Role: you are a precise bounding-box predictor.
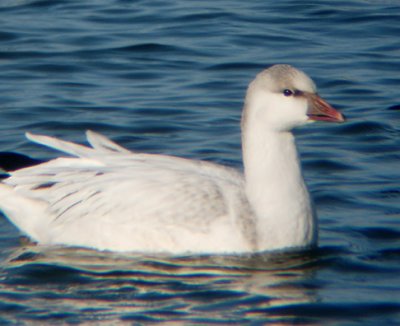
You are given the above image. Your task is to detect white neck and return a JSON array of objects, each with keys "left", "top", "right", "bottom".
[{"left": 242, "top": 117, "right": 317, "bottom": 251}]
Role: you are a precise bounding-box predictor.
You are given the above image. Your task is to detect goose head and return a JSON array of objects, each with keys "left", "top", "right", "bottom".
[{"left": 242, "top": 64, "right": 345, "bottom": 132}]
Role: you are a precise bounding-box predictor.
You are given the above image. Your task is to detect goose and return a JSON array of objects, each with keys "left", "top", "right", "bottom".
[{"left": 0, "top": 64, "right": 344, "bottom": 254}]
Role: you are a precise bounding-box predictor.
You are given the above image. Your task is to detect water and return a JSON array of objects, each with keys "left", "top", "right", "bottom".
[{"left": 0, "top": 0, "right": 399, "bottom": 324}]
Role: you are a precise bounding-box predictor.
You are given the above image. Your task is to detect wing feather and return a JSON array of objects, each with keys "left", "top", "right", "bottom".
[
  {"left": 2, "top": 132, "right": 254, "bottom": 252},
  {"left": 86, "top": 130, "right": 131, "bottom": 154},
  {"left": 26, "top": 132, "right": 95, "bottom": 158}
]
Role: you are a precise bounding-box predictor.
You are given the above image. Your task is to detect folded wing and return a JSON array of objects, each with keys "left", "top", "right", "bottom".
[{"left": 1, "top": 132, "right": 254, "bottom": 253}]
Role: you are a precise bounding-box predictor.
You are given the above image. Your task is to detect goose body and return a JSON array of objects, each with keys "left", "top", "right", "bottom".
[{"left": 0, "top": 65, "right": 344, "bottom": 254}]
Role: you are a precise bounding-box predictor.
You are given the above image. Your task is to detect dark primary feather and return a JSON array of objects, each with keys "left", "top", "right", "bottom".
[{"left": 0, "top": 152, "right": 44, "bottom": 172}]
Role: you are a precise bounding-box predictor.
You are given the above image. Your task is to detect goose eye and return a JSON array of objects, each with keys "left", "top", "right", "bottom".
[{"left": 283, "top": 89, "right": 293, "bottom": 97}]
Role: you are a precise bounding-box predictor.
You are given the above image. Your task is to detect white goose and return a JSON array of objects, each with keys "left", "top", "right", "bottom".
[{"left": 0, "top": 65, "right": 344, "bottom": 254}]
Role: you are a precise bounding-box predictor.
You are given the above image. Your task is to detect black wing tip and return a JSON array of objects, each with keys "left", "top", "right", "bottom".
[{"left": 0, "top": 152, "right": 44, "bottom": 172}]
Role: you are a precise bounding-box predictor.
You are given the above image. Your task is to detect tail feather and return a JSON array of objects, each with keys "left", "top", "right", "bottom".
[{"left": 0, "top": 184, "right": 50, "bottom": 242}]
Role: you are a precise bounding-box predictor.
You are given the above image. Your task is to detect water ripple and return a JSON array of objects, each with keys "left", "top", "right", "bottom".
[{"left": 1, "top": 0, "right": 400, "bottom": 324}]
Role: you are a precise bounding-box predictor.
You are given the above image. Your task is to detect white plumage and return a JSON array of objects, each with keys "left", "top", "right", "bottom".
[{"left": 0, "top": 64, "right": 344, "bottom": 254}]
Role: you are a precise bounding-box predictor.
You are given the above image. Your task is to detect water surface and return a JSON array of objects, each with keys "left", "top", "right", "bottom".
[{"left": 0, "top": 0, "right": 400, "bottom": 324}]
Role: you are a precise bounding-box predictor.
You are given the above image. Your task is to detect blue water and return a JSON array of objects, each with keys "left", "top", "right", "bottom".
[{"left": 0, "top": 0, "right": 400, "bottom": 324}]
